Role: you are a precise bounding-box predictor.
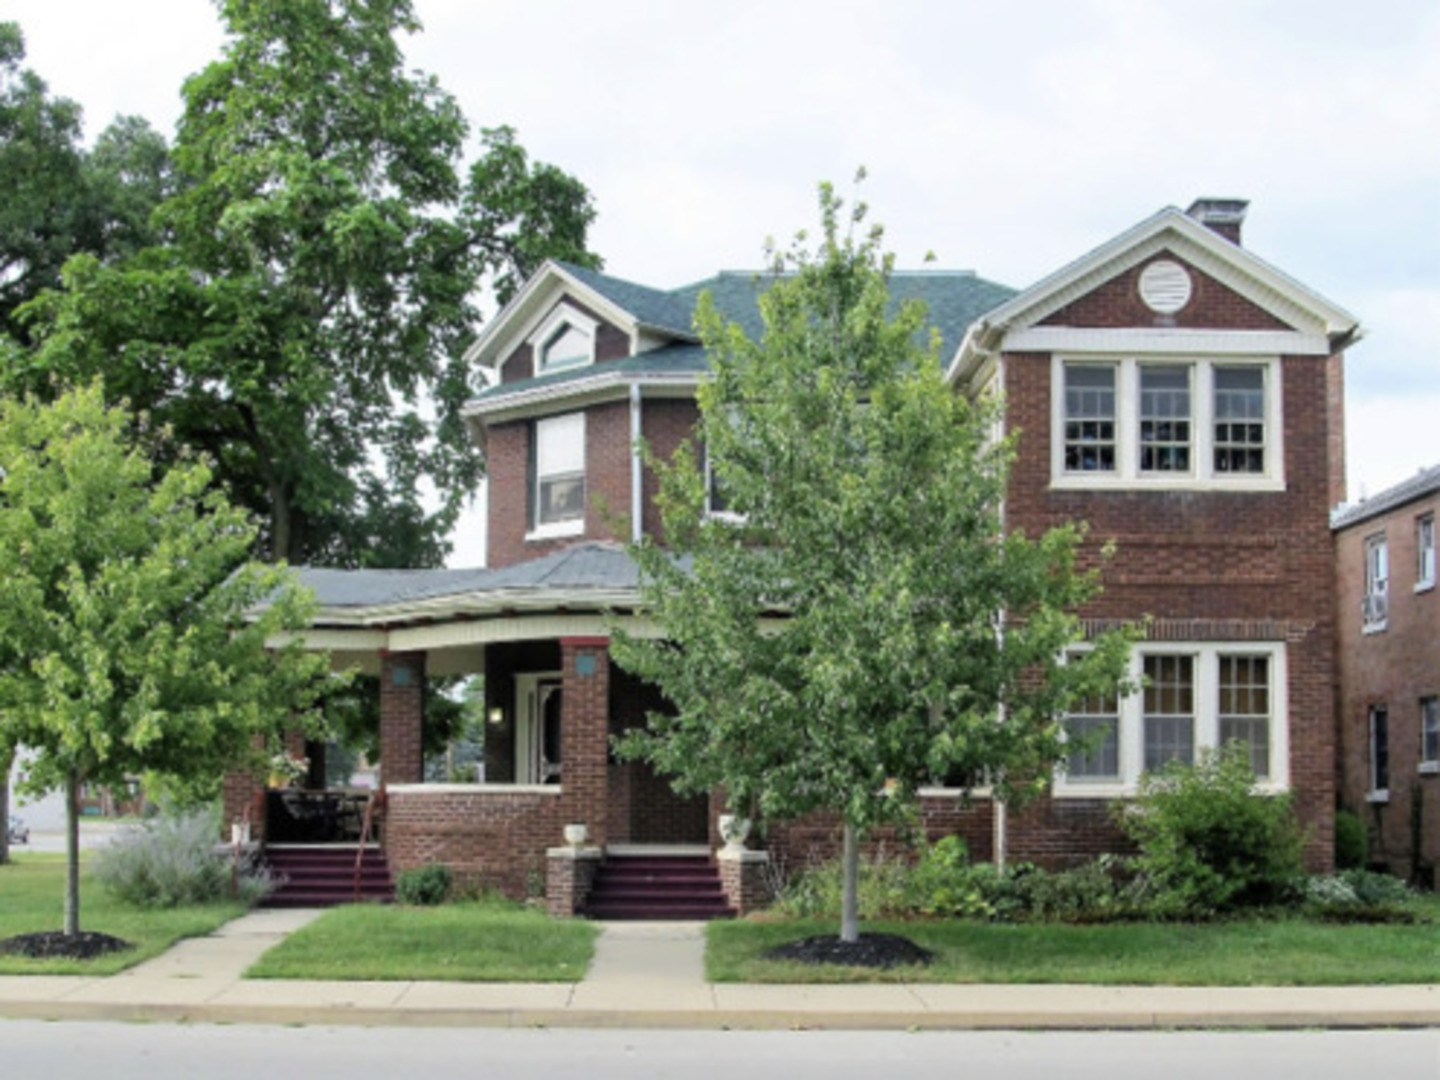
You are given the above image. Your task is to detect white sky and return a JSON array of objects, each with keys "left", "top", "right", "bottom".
[{"left": 9, "top": 0, "right": 1439, "bottom": 568}]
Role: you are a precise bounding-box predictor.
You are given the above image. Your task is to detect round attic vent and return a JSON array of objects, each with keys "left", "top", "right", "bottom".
[{"left": 1138, "top": 259, "right": 1192, "bottom": 314}]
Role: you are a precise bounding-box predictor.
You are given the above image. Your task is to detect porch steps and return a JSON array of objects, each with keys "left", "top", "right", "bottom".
[
  {"left": 581, "top": 853, "right": 734, "bottom": 921},
  {"left": 261, "top": 845, "right": 394, "bottom": 908}
]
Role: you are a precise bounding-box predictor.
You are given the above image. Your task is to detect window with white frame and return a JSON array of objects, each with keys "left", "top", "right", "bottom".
[
  {"left": 1363, "top": 533, "right": 1388, "bottom": 630},
  {"left": 1421, "top": 697, "right": 1438, "bottom": 772},
  {"left": 1064, "top": 677, "right": 1120, "bottom": 780},
  {"left": 1054, "top": 358, "right": 1279, "bottom": 488},
  {"left": 1055, "top": 642, "right": 1287, "bottom": 797},
  {"left": 1143, "top": 654, "right": 1195, "bottom": 771},
  {"left": 531, "top": 412, "right": 585, "bottom": 535},
  {"left": 1417, "top": 514, "right": 1435, "bottom": 592},
  {"left": 528, "top": 303, "right": 598, "bottom": 375},
  {"left": 1368, "top": 705, "right": 1389, "bottom": 798}
]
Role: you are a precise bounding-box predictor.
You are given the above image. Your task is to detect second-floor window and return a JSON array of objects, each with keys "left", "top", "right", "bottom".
[
  {"left": 1417, "top": 514, "right": 1435, "bottom": 592},
  {"left": 1363, "top": 533, "right": 1388, "bottom": 630},
  {"left": 1055, "top": 358, "right": 1278, "bottom": 488},
  {"left": 532, "top": 412, "right": 585, "bottom": 536}
]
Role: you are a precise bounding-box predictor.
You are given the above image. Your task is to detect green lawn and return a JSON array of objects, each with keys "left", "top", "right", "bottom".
[
  {"left": 246, "top": 900, "right": 598, "bottom": 982},
  {"left": 0, "top": 853, "right": 247, "bottom": 975},
  {"left": 707, "top": 912, "right": 1440, "bottom": 985}
]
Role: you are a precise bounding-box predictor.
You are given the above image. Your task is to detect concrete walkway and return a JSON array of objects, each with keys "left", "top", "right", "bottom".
[{"left": 1, "top": 913, "right": 1438, "bottom": 1030}]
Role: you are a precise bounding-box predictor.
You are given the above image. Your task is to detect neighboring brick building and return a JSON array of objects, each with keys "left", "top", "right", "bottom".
[
  {"left": 229, "top": 198, "right": 1361, "bottom": 907},
  {"left": 1334, "top": 465, "right": 1440, "bottom": 886}
]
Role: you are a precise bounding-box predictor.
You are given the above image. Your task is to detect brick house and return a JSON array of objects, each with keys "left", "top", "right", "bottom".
[
  {"left": 227, "top": 198, "right": 1360, "bottom": 913},
  {"left": 1333, "top": 465, "right": 1440, "bottom": 886}
]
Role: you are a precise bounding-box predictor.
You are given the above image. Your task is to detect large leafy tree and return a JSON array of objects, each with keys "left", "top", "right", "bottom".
[
  {"left": 613, "top": 182, "right": 1133, "bottom": 943},
  {"left": 0, "top": 383, "right": 338, "bottom": 935},
  {"left": 0, "top": 24, "right": 170, "bottom": 348},
  {"left": 18, "top": 0, "right": 599, "bottom": 569}
]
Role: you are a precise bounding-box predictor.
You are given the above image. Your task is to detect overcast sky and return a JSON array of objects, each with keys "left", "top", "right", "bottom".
[{"left": 9, "top": 0, "right": 1438, "bottom": 567}]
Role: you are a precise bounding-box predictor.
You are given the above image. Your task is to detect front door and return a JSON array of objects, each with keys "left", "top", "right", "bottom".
[{"left": 515, "top": 673, "right": 563, "bottom": 785}]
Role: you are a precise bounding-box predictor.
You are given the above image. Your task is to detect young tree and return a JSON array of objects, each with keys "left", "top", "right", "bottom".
[
  {"left": 17, "top": 0, "right": 599, "bottom": 569},
  {"left": 612, "top": 181, "right": 1132, "bottom": 944},
  {"left": 0, "top": 383, "right": 337, "bottom": 936}
]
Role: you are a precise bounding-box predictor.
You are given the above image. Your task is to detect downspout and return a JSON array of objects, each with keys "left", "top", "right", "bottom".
[
  {"left": 630, "top": 382, "right": 643, "bottom": 544},
  {"left": 992, "top": 353, "right": 1009, "bottom": 874}
]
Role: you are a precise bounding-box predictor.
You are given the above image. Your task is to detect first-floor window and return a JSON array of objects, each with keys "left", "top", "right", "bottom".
[
  {"left": 1369, "top": 705, "right": 1389, "bottom": 795},
  {"left": 1219, "top": 655, "right": 1271, "bottom": 778},
  {"left": 1421, "top": 697, "right": 1438, "bottom": 769},
  {"left": 1065, "top": 674, "right": 1120, "bottom": 780},
  {"left": 1143, "top": 654, "right": 1195, "bottom": 771},
  {"left": 1055, "top": 642, "right": 1287, "bottom": 796},
  {"left": 533, "top": 412, "right": 585, "bottom": 532}
]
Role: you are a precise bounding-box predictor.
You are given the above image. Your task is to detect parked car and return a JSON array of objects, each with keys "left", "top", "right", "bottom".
[{"left": 7, "top": 816, "right": 28, "bottom": 844}]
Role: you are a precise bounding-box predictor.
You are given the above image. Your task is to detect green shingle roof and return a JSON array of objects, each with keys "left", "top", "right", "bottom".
[{"left": 472, "top": 263, "right": 1017, "bottom": 407}]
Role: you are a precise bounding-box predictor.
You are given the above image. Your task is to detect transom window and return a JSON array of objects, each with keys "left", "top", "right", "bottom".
[
  {"left": 1054, "top": 358, "right": 1279, "bottom": 489},
  {"left": 1417, "top": 514, "right": 1435, "bottom": 591},
  {"left": 532, "top": 412, "right": 585, "bottom": 536},
  {"left": 1363, "top": 533, "right": 1388, "bottom": 631}
]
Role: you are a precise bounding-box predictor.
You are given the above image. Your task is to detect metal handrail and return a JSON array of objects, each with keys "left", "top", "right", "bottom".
[{"left": 353, "top": 789, "right": 381, "bottom": 902}]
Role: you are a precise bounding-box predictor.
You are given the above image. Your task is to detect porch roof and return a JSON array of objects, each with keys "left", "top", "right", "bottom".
[{"left": 290, "top": 542, "right": 644, "bottom": 627}]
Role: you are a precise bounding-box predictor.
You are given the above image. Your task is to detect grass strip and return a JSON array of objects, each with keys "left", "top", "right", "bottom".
[
  {"left": 706, "top": 912, "right": 1440, "bottom": 985},
  {"left": 0, "top": 852, "right": 246, "bottom": 975},
  {"left": 246, "top": 900, "right": 598, "bottom": 982}
]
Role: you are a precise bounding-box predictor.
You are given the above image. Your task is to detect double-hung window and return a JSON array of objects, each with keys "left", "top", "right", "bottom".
[
  {"left": 1421, "top": 697, "right": 1439, "bottom": 774},
  {"left": 1417, "top": 514, "right": 1435, "bottom": 592},
  {"left": 1368, "top": 705, "right": 1389, "bottom": 799},
  {"left": 531, "top": 412, "right": 585, "bottom": 537},
  {"left": 1055, "top": 358, "right": 1278, "bottom": 489},
  {"left": 1055, "top": 642, "right": 1287, "bottom": 797},
  {"left": 1363, "top": 533, "right": 1388, "bottom": 631}
]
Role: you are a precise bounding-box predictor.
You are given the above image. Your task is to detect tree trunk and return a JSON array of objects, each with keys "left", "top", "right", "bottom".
[
  {"left": 64, "top": 770, "right": 81, "bottom": 937},
  {"left": 840, "top": 820, "right": 860, "bottom": 944},
  {"left": 0, "top": 748, "right": 12, "bottom": 866},
  {"left": 269, "top": 481, "right": 292, "bottom": 565}
]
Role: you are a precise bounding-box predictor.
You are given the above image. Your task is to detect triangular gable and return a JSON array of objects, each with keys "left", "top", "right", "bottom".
[
  {"left": 948, "top": 207, "right": 1361, "bottom": 386},
  {"left": 462, "top": 260, "right": 699, "bottom": 377}
]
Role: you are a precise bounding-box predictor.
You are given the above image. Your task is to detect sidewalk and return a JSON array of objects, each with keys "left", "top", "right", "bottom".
[{"left": 0, "top": 912, "right": 1437, "bottom": 1030}]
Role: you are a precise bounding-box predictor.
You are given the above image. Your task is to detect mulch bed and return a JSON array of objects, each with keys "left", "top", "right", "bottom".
[
  {"left": 0, "top": 931, "right": 133, "bottom": 960},
  {"left": 763, "top": 932, "right": 934, "bottom": 969}
]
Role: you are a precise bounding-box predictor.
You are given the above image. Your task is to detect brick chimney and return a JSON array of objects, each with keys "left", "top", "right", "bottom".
[{"left": 1185, "top": 197, "right": 1249, "bottom": 245}]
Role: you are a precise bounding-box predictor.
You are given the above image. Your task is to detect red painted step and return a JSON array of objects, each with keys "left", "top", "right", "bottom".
[
  {"left": 581, "top": 854, "right": 734, "bottom": 921},
  {"left": 261, "top": 845, "right": 394, "bottom": 907}
]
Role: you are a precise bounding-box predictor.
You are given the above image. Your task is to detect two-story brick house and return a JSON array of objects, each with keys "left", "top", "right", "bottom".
[
  {"left": 1334, "top": 465, "right": 1440, "bottom": 886},
  {"left": 229, "top": 198, "right": 1359, "bottom": 913}
]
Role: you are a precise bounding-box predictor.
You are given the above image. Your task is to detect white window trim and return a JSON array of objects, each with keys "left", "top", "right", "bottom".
[
  {"left": 1416, "top": 514, "right": 1435, "bottom": 594},
  {"left": 527, "top": 411, "right": 586, "bottom": 541},
  {"left": 1050, "top": 355, "right": 1284, "bottom": 492},
  {"left": 1420, "top": 696, "right": 1439, "bottom": 773},
  {"left": 528, "top": 302, "right": 599, "bottom": 375},
  {"left": 1367, "top": 705, "right": 1390, "bottom": 802},
  {"left": 1054, "top": 641, "right": 1289, "bottom": 799},
  {"left": 1363, "top": 532, "right": 1388, "bottom": 633}
]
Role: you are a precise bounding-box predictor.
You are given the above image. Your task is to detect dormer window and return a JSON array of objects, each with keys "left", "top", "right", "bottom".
[{"left": 530, "top": 303, "right": 598, "bottom": 374}]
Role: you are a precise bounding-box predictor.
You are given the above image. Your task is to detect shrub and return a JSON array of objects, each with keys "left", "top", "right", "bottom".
[
  {"left": 1333, "top": 809, "right": 1368, "bottom": 870},
  {"left": 1119, "top": 745, "right": 1307, "bottom": 917},
  {"left": 93, "top": 806, "right": 276, "bottom": 907},
  {"left": 396, "top": 862, "right": 454, "bottom": 906},
  {"left": 772, "top": 846, "right": 914, "bottom": 920},
  {"left": 1009, "top": 856, "right": 1146, "bottom": 923},
  {"left": 1303, "top": 869, "right": 1419, "bottom": 923}
]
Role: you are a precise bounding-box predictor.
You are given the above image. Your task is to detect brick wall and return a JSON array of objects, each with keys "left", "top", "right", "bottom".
[
  {"left": 379, "top": 652, "right": 425, "bottom": 786},
  {"left": 1040, "top": 254, "right": 1292, "bottom": 331},
  {"left": 1336, "top": 489, "right": 1440, "bottom": 885},
  {"left": 558, "top": 638, "right": 612, "bottom": 847},
  {"left": 607, "top": 666, "right": 709, "bottom": 844},
  {"left": 641, "top": 398, "right": 702, "bottom": 541},
  {"left": 385, "top": 786, "right": 565, "bottom": 899}
]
